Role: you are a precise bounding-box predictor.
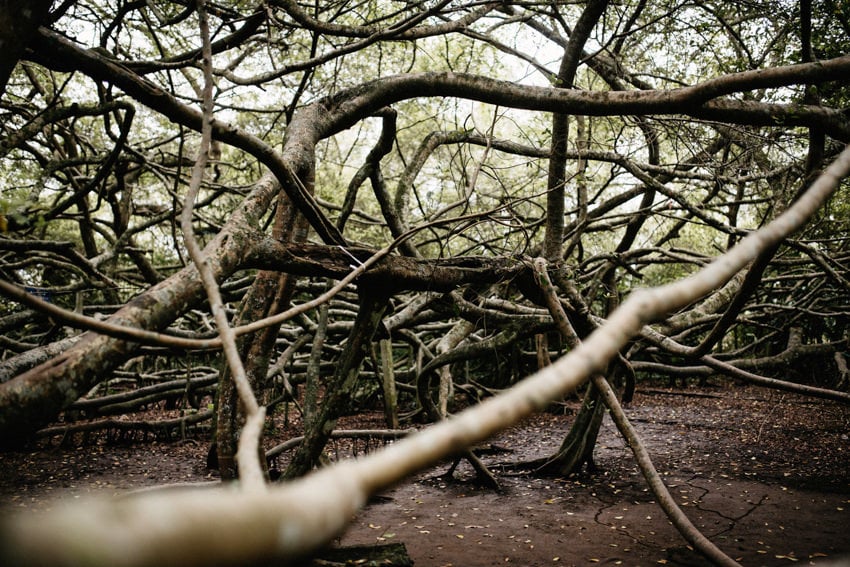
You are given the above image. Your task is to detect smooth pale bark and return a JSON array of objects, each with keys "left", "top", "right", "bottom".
[{"left": 435, "top": 317, "right": 476, "bottom": 417}]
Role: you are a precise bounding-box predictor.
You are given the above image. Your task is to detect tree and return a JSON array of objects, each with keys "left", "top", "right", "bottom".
[{"left": 1, "top": 1, "right": 849, "bottom": 565}]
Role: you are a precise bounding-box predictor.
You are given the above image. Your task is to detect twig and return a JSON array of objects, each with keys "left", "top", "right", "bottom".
[{"left": 178, "top": 0, "right": 264, "bottom": 491}]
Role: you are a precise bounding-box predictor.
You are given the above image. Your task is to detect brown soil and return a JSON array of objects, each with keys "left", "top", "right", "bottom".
[{"left": 1, "top": 385, "right": 849, "bottom": 566}]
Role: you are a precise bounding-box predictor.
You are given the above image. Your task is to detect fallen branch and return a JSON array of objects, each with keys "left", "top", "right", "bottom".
[
  {"left": 638, "top": 327, "right": 850, "bottom": 404},
  {"left": 35, "top": 410, "right": 214, "bottom": 441},
  {"left": 68, "top": 374, "right": 218, "bottom": 416}
]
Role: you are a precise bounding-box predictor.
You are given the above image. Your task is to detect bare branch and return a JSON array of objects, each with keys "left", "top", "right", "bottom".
[{"left": 5, "top": 142, "right": 846, "bottom": 567}]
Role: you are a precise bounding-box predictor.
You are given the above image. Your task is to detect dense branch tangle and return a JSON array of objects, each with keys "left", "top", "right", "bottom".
[{"left": 0, "top": 1, "right": 849, "bottom": 566}]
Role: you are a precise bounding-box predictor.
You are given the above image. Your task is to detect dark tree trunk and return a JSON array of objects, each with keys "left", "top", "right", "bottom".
[
  {"left": 538, "top": 382, "right": 606, "bottom": 476},
  {"left": 284, "top": 291, "right": 390, "bottom": 478}
]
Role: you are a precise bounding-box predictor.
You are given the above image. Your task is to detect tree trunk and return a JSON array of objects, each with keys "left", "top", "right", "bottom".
[
  {"left": 284, "top": 291, "right": 390, "bottom": 478},
  {"left": 435, "top": 317, "right": 475, "bottom": 417},
  {"left": 214, "top": 269, "right": 297, "bottom": 480},
  {"left": 538, "top": 382, "right": 606, "bottom": 476},
  {"left": 214, "top": 187, "right": 307, "bottom": 480},
  {"left": 379, "top": 338, "right": 399, "bottom": 429},
  {"left": 543, "top": 0, "right": 610, "bottom": 261},
  {"left": 303, "top": 299, "right": 330, "bottom": 427}
]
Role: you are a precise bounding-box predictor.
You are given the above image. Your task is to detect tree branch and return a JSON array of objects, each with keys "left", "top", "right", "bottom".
[
  {"left": 591, "top": 374, "right": 741, "bottom": 567},
  {"left": 2, "top": 140, "right": 848, "bottom": 567}
]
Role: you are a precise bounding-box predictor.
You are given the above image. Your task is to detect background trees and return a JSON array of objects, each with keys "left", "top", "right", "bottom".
[{"left": 0, "top": 1, "right": 849, "bottom": 565}]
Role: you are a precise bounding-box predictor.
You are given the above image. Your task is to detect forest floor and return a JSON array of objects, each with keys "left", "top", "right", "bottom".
[{"left": 0, "top": 384, "right": 849, "bottom": 566}]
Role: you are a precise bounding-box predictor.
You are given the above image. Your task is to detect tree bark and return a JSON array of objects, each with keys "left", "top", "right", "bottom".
[
  {"left": 284, "top": 291, "right": 390, "bottom": 478},
  {"left": 214, "top": 189, "right": 307, "bottom": 480},
  {"left": 543, "top": 0, "right": 610, "bottom": 261},
  {"left": 379, "top": 338, "right": 399, "bottom": 429}
]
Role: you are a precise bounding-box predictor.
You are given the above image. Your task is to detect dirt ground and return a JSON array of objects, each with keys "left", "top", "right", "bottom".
[{"left": 1, "top": 385, "right": 849, "bottom": 566}]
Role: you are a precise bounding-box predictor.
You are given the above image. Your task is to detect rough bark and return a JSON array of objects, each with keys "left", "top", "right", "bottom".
[
  {"left": 543, "top": 0, "right": 610, "bottom": 261},
  {"left": 531, "top": 258, "right": 613, "bottom": 476},
  {"left": 246, "top": 241, "right": 529, "bottom": 293},
  {"left": 379, "top": 338, "right": 399, "bottom": 429},
  {"left": 540, "top": 383, "right": 606, "bottom": 476},
  {"left": 284, "top": 291, "right": 390, "bottom": 478},
  {"left": 215, "top": 187, "right": 307, "bottom": 479}
]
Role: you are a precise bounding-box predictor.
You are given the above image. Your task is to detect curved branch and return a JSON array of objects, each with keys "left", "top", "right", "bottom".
[
  {"left": 2, "top": 122, "right": 849, "bottom": 567},
  {"left": 592, "top": 374, "right": 741, "bottom": 567},
  {"left": 29, "top": 27, "right": 345, "bottom": 246},
  {"left": 273, "top": 0, "right": 487, "bottom": 39},
  {"left": 0, "top": 242, "right": 529, "bottom": 352},
  {"left": 322, "top": 59, "right": 850, "bottom": 139},
  {"left": 639, "top": 326, "right": 850, "bottom": 404}
]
